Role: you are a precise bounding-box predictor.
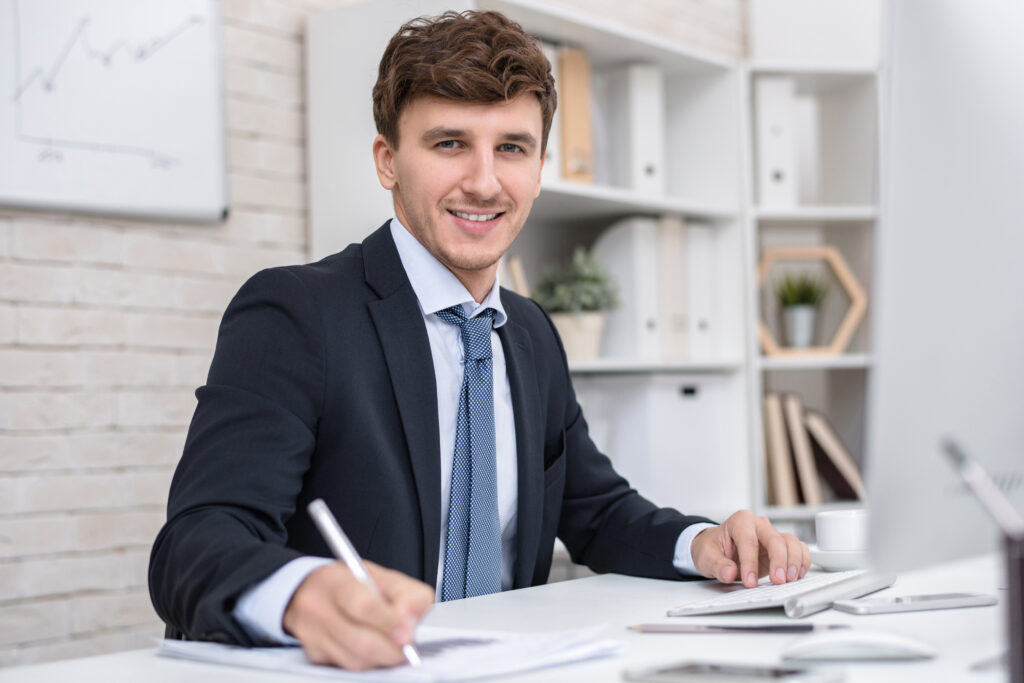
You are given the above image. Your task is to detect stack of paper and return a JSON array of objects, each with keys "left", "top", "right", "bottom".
[{"left": 159, "top": 624, "right": 619, "bottom": 681}]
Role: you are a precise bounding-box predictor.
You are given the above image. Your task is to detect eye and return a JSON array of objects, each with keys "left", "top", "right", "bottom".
[
  {"left": 498, "top": 143, "right": 524, "bottom": 154},
  {"left": 437, "top": 140, "right": 461, "bottom": 150}
]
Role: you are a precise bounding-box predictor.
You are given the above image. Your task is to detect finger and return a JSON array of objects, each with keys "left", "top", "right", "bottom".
[
  {"left": 331, "top": 571, "right": 407, "bottom": 642},
  {"left": 705, "top": 542, "right": 740, "bottom": 584},
  {"left": 368, "top": 562, "right": 435, "bottom": 621},
  {"left": 303, "top": 616, "right": 405, "bottom": 671},
  {"left": 690, "top": 527, "right": 738, "bottom": 583},
  {"left": 366, "top": 563, "right": 434, "bottom": 646},
  {"left": 303, "top": 628, "right": 370, "bottom": 671},
  {"left": 756, "top": 518, "right": 790, "bottom": 585},
  {"left": 784, "top": 533, "right": 805, "bottom": 581},
  {"left": 286, "top": 581, "right": 385, "bottom": 670},
  {"left": 728, "top": 516, "right": 762, "bottom": 588},
  {"left": 325, "top": 608, "right": 408, "bottom": 670},
  {"left": 714, "top": 558, "right": 739, "bottom": 584},
  {"left": 800, "top": 537, "right": 811, "bottom": 578},
  {"left": 717, "top": 523, "right": 736, "bottom": 562}
]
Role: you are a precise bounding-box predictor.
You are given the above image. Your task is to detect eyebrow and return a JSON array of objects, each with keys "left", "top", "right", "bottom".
[
  {"left": 421, "top": 127, "right": 539, "bottom": 150},
  {"left": 421, "top": 127, "right": 465, "bottom": 143},
  {"left": 503, "top": 132, "right": 539, "bottom": 149}
]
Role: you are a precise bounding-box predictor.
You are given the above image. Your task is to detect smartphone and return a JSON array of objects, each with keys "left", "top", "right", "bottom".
[
  {"left": 832, "top": 592, "right": 997, "bottom": 614},
  {"left": 622, "top": 661, "right": 844, "bottom": 682}
]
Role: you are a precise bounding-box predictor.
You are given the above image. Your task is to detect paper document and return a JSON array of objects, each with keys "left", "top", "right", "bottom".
[{"left": 158, "top": 624, "right": 619, "bottom": 681}]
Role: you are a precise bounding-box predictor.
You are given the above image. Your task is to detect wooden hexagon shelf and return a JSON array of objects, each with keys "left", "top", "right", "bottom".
[{"left": 757, "top": 246, "right": 867, "bottom": 356}]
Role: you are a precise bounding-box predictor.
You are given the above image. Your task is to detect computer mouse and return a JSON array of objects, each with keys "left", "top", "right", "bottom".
[{"left": 780, "top": 629, "right": 937, "bottom": 662}]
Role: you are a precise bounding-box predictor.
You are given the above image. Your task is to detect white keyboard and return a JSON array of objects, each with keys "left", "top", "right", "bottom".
[{"left": 668, "top": 570, "right": 897, "bottom": 618}]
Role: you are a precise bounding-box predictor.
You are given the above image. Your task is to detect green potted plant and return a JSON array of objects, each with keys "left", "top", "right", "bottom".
[
  {"left": 532, "top": 246, "right": 619, "bottom": 359},
  {"left": 775, "top": 272, "right": 829, "bottom": 348}
]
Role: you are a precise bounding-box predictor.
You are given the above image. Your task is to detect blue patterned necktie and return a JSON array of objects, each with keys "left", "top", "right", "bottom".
[{"left": 436, "top": 305, "right": 502, "bottom": 601}]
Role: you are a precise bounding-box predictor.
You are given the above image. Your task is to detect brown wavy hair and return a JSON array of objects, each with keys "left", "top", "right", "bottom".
[{"left": 372, "top": 10, "right": 557, "bottom": 153}]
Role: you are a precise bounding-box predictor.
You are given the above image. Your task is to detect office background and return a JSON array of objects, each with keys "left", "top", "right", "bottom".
[{"left": 0, "top": 0, "right": 746, "bottom": 667}]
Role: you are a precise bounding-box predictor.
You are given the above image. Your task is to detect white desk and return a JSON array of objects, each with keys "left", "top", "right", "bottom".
[{"left": 1, "top": 554, "right": 1008, "bottom": 682}]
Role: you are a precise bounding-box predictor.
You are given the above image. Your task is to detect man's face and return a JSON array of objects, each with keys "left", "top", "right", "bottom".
[{"left": 373, "top": 94, "right": 544, "bottom": 298}]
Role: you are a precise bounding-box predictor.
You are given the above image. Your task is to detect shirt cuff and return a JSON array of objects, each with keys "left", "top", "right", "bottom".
[
  {"left": 233, "top": 556, "right": 334, "bottom": 644},
  {"left": 672, "top": 523, "right": 718, "bottom": 576}
]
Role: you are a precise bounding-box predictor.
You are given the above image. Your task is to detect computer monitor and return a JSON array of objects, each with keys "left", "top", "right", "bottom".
[{"left": 865, "top": 0, "right": 1024, "bottom": 574}]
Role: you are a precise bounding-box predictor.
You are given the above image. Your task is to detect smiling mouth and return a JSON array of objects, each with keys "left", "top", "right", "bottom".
[{"left": 448, "top": 209, "right": 503, "bottom": 222}]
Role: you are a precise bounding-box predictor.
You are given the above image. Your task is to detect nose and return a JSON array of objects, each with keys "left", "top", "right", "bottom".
[{"left": 461, "top": 148, "right": 501, "bottom": 199}]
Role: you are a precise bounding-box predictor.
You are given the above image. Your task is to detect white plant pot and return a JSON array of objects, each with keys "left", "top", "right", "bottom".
[
  {"left": 549, "top": 312, "right": 605, "bottom": 360},
  {"left": 783, "top": 305, "right": 817, "bottom": 348}
]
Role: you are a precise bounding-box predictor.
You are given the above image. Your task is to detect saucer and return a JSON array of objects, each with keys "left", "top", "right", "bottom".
[{"left": 809, "top": 545, "right": 868, "bottom": 572}]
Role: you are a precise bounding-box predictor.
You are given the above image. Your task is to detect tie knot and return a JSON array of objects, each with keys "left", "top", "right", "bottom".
[{"left": 436, "top": 306, "right": 496, "bottom": 361}]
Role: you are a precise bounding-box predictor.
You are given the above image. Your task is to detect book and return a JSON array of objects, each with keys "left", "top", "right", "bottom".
[
  {"left": 591, "top": 217, "right": 661, "bottom": 360},
  {"left": 498, "top": 255, "right": 530, "bottom": 298},
  {"left": 538, "top": 40, "right": 563, "bottom": 186},
  {"left": 558, "top": 46, "right": 595, "bottom": 183},
  {"left": 783, "top": 394, "right": 823, "bottom": 505},
  {"left": 804, "top": 410, "right": 867, "bottom": 500},
  {"left": 763, "top": 393, "right": 798, "bottom": 506},
  {"left": 603, "top": 63, "right": 666, "bottom": 195},
  {"left": 655, "top": 215, "right": 689, "bottom": 360}
]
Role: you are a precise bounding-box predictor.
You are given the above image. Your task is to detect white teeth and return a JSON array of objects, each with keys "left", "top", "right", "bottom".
[{"left": 451, "top": 210, "right": 499, "bottom": 222}]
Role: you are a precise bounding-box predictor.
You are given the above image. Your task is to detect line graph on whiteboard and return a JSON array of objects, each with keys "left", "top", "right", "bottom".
[
  {"left": 0, "top": 0, "right": 228, "bottom": 221},
  {"left": 12, "top": 10, "right": 205, "bottom": 166}
]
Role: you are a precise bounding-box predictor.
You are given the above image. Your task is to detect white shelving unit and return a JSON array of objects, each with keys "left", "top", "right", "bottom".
[
  {"left": 305, "top": 0, "right": 880, "bottom": 530},
  {"left": 758, "top": 354, "right": 874, "bottom": 371},
  {"left": 570, "top": 358, "right": 744, "bottom": 375},
  {"left": 744, "top": 0, "right": 881, "bottom": 527}
]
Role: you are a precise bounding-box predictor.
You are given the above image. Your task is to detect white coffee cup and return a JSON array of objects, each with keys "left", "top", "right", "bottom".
[{"left": 815, "top": 508, "right": 869, "bottom": 552}]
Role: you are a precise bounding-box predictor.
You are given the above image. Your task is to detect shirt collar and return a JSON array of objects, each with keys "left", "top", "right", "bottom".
[{"left": 389, "top": 217, "right": 508, "bottom": 327}]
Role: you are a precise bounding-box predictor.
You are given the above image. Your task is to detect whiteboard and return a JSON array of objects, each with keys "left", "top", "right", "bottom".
[{"left": 0, "top": 0, "right": 228, "bottom": 221}]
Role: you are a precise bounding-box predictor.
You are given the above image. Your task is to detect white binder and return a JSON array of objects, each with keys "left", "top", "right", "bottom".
[
  {"left": 685, "top": 222, "right": 716, "bottom": 360},
  {"left": 538, "top": 40, "right": 563, "bottom": 186},
  {"left": 655, "top": 216, "right": 689, "bottom": 361},
  {"left": 603, "top": 64, "right": 666, "bottom": 195},
  {"left": 592, "top": 217, "right": 661, "bottom": 360},
  {"left": 754, "top": 76, "right": 799, "bottom": 207}
]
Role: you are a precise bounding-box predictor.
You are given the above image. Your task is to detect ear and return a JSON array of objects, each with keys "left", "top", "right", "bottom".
[
  {"left": 533, "top": 149, "right": 545, "bottom": 199},
  {"left": 372, "top": 134, "right": 397, "bottom": 190}
]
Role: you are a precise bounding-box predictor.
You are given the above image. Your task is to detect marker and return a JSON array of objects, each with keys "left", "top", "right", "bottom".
[
  {"left": 628, "top": 623, "right": 851, "bottom": 634},
  {"left": 307, "top": 498, "right": 422, "bottom": 667}
]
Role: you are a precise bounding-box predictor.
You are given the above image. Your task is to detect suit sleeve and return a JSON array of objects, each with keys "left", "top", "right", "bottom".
[
  {"left": 148, "top": 267, "right": 326, "bottom": 644},
  {"left": 534, "top": 305, "right": 715, "bottom": 579}
]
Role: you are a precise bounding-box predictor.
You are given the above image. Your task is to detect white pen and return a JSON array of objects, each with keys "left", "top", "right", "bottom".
[{"left": 307, "top": 498, "right": 422, "bottom": 667}]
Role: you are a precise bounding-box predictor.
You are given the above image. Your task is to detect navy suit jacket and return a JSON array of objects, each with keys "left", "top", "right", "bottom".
[{"left": 149, "top": 224, "right": 712, "bottom": 644}]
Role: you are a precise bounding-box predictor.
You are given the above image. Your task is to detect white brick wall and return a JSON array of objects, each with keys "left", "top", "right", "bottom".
[{"left": 0, "top": 0, "right": 745, "bottom": 668}]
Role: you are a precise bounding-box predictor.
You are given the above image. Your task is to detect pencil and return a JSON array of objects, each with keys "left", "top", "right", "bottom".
[{"left": 628, "top": 623, "right": 850, "bottom": 634}]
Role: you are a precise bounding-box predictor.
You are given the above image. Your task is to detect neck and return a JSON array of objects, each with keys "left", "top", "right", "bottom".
[{"left": 451, "top": 266, "right": 497, "bottom": 304}]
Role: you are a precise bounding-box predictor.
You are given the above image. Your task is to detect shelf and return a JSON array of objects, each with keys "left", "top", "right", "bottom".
[
  {"left": 568, "top": 358, "right": 744, "bottom": 375},
  {"left": 754, "top": 205, "right": 877, "bottom": 222},
  {"left": 482, "top": 0, "right": 735, "bottom": 74},
  {"left": 758, "top": 354, "right": 874, "bottom": 371},
  {"left": 762, "top": 501, "right": 866, "bottom": 522},
  {"left": 750, "top": 62, "right": 878, "bottom": 76},
  {"left": 535, "top": 180, "right": 738, "bottom": 223},
  {"left": 749, "top": 63, "right": 876, "bottom": 95}
]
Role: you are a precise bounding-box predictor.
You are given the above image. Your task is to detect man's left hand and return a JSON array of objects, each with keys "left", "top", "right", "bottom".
[{"left": 690, "top": 510, "right": 810, "bottom": 588}]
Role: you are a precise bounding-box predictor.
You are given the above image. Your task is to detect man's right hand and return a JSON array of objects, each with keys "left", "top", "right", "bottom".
[{"left": 282, "top": 560, "right": 435, "bottom": 670}]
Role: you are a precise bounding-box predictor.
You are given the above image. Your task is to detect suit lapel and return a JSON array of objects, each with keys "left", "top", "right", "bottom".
[
  {"left": 363, "top": 226, "right": 441, "bottom": 588},
  {"left": 497, "top": 307, "right": 544, "bottom": 589}
]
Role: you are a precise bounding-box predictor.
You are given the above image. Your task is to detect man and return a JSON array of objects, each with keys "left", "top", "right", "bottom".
[{"left": 149, "top": 10, "right": 810, "bottom": 672}]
